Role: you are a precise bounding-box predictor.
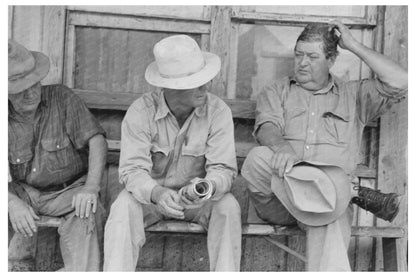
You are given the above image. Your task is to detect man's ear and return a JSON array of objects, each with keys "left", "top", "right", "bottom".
[{"left": 327, "top": 57, "right": 336, "bottom": 69}]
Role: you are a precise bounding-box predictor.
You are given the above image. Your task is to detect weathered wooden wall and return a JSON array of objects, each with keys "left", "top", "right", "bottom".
[{"left": 8, "top": 5, "right": 407, "bottom": 271}]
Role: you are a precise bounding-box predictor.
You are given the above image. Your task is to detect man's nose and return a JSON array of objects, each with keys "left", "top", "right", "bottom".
[
  {"left": 24, "top": 87, "right": 38, "bottom": 99},
  {"left": 299, "top": 56, "right": 309, "bottom": 66}
]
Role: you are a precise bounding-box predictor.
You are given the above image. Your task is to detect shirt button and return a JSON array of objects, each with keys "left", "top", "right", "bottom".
[
  {"left": 56, "top": 145, "right": 60, "bottom": 149},
  {"left": 311, "top": 112, "right": 315, "bottom": 116},
  {"left": 16, "top": 158, "right": 20, "bottom": 162},
  {"left": 309, "top": 130, "right": 314, "bottom": 133},
  {"left": 305, "top": 145, "right": 310, "bottom": 150},
  {"left": 33, "top": 168, "right": 36, "bottom": 172}
]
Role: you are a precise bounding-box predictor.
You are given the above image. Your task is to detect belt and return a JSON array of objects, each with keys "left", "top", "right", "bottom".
[{"left": 39, "top": 173, "right": 85, "bottom": 193}]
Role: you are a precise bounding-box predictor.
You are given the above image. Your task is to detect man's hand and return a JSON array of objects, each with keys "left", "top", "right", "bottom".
[
  {"left": 151, "top": 186, "right": 184, "bottom": 219},
  {"left": 270, "top": 144, "right": 299, "bottom": 178},
  {"left": 9, "top": 198, "right": 39, "bottom": 237},
  {"left": 71, "top": 186, "right": 99, "bottom": 219},
  {"left": 330, "top": 20, "right": 359, "bottom": 51}
]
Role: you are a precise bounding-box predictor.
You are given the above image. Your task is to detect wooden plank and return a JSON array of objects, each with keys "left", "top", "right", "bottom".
[
  {"left": 382, "top": 238, "right": 398, "bottom": 271},
  {"left": 286, "top": 235, "right": 306, "bottom": 270},
  {"left": 365, "top": 5, "right": 379, "bottom": 26},
  {"left": 68, "top": 11, "right": 210, "bottom": 34},
  {"left": 41, "top": 6, "right": 66, "bottom": 85},
  {"left": 8, "top": 6, "right": 14, "bottom": 38},
  {"left": 68, "top": 5, "right": 209, "bottom": 21},
  {"left": 145, "top": 221, "right": 404, "bottom": 238},
  {"left": 354, "top": 178, "right": 376, "bottom": 271},
  {"left": 376, "top": 5, "right": 408, "bottom": 272},
  {"left": 226, "top": 21, "right": 239, "bottom": 99},
  {"left": 209, "top": 6, "right": 232, "bottom": 98},
  {"left": 106, "top": 139, "right": 377, "bottom": 178},
  {"left": 231, "top": 11, "right": 377, "bottom": 28},
  {"left": 11, "top": 6, "right": 43, "bottom": 50},
  {"left": 63, "top": 24, "right": 76, "bottom": 88},
  {"left": 74, "top": 89, "right": 257, "bottom": 118}
]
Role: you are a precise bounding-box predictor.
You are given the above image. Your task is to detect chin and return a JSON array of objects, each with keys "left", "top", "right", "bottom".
[{"left": 295, "top": 74, "right": 311, "bottom": 84}]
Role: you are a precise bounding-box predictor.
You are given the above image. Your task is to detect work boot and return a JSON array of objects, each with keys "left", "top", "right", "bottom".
[{"left": 351, "top": 186, "right": 402, "bottom": 222}]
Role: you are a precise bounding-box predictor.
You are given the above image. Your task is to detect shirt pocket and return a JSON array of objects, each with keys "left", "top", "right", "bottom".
[
  {"left": 41, "top": 136, "right": 73, "bottom": 172},
  {"left": 284, "top": 106, "right": 307, "bottom": 138},
  {"left": 9, "top": 150, "right": 33, "bottom": 181},
  {"left": 180, "top": 143, "right": 207, "bottom": 178},
  {"left": 150, "top": 144, "right": 171, "bottom": 178},
  {"left": 320, "top": 110, "right": 351, "bottom": 144}
]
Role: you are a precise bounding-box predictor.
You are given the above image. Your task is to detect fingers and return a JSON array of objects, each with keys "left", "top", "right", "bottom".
[
  {"left": 166, "top": 194, "right": 184, "bottom": 211},
  {"left": 163, "top": 205, "right": 185, "bottom": 219},
  {"left": 25, "top": 213, "right": 37, "bottom": 235},
  {"left": 29, "top": 207, "right": 40, "bottom": 220},
  {"left": 271, "top": 152, "right": 297, "bottom": 177}
]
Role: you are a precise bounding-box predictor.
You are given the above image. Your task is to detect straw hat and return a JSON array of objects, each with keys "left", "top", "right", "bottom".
[
  {"left": 145, "top": 35, "right": 220, "bottom": 90},
  {"left": 271, "top": 161, "right": 351, "bottom": 226},
  {"left": 8, "top": 39, "right": 50, "bottom": 94}
]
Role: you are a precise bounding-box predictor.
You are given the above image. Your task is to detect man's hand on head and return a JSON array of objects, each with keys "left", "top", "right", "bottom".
[
  {"left": 329, "top": 20, "right": 359, "bottom": 51},
  {"left": 8, "top": 197, "right": 39, "bottom": 237},
  {"left": 151, "top": 186, "right": 185, "bottom": 219}
]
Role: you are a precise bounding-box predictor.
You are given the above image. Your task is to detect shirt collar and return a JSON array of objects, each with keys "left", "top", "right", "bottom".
[
  {"left": 154, "top": 89, "right": 208, "bottom": 121},
  {"left": 290, "top": 74, "right": 338, "bottom": 95}
]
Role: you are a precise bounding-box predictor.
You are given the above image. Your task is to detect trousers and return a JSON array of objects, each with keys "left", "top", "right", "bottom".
[
  {"left": 8, "top": 177, "right": 105, "bottom": 271},
  {"left": 104, "top": 189, "right": 241, "bottom": 271},
  {"left": 241, "top": 146, "right": 353, "bottom": 271}
]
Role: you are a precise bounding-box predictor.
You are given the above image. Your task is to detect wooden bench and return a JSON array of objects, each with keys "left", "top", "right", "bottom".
[
  {"left": 36, "top": 215, "right": 405, "bottom": 270},
  {"left": 30, "top": 139, "right": 406, "bottom": 272}
]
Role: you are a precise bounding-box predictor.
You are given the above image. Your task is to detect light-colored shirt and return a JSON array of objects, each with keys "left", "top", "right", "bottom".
[
  {"left": 254, "top": 76, "right": 407, "bottom": 174},
  {"left": 119, "top": 90, "right": 237, "bottom": 205}
]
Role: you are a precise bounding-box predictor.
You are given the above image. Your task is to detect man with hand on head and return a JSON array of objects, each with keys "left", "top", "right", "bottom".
[
  {"left": 8, "top": 40, "right": 107, "bottom": 271},
  {"left": 104, "top": 35, "right": 241, "bottom": 271},
  {"left": 242, "top": 21, "right": 407, "bottom": 271}
]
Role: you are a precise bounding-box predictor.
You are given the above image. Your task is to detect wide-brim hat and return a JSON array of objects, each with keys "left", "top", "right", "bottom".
[
  {"left": 271, "top": 161, "right": 351, "bottom": 226},
  {"left": 8, "top": 39, "right": 50, "bottom": 94},
  {"left": 145, "top": 35, "right": 220, "bottom": 90}
]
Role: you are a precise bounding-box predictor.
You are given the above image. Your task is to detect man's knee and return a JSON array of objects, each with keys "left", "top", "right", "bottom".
[
  {"left": 107, "top": 189, "right": 142, "bottom": 224},
  {"left": 212, "top": 193, "right": 241, "bottom": 218},
  {"left": 243, "top": 146, "right": 273, "bottom": 168}
]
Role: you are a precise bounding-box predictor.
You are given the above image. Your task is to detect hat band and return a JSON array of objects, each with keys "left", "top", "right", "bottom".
[
  {"left": 9, "top": 65, "right": 37, "bottom": 82},
  {"left": 159, "top": 61, "right": 206, "bottom": 79}
]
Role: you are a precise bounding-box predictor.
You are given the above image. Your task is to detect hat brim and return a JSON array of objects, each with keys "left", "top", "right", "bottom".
[
  {"left": 8, "top": 51, "right": 50, "bottom": 94},
  {"left": 271, "top": 161, "right": 351, "bottom": 226},
  {"left": 145, "top": 52, "right": 221, "bottom": 90}
]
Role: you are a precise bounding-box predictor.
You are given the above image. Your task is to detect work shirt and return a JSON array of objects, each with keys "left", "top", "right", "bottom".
[
  {"left": 254, "top": 76, "right": 407, "bottom": 174},
  {"left": 8, "top": 85, "right": 105, "bottom": 190},
  {"left": 119, "top": 90, "right": 237, "bottom": 205}
]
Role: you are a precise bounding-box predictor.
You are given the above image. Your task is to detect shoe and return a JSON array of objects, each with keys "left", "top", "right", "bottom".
[{"left": 351, "top": 186, "right": 402, "bottom": 222}]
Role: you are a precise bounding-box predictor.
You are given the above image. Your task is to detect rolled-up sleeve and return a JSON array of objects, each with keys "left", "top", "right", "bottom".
[
  {"left": 204, "top": 105, "right": 237, "bottom": 201},
  {"left": 355, "top": 78, "right": 407, "bottom": 124},
  {"left": 253, "top": 83, "right": 285, "bottom": 139},
  {"left": 119, "top": 102, "right": 158, "bottom": 204}
]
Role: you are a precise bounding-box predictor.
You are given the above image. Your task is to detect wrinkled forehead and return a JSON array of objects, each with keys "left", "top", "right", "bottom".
[{"left": 294, "top": 40, "right": 325, "bottom": 55}]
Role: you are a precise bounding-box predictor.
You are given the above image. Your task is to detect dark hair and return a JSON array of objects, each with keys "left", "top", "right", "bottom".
[{"left": 296, "top": 23, "right": 340, "bottom": 60}]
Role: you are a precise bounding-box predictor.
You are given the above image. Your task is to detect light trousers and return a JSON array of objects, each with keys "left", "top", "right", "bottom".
[
  {"left": 8, "top": 178, "right": 105, "bottom": 271},
  {"left": 104, "top": 189, "right": 242, "bottom": 271},
  {"left": 241, "top": 146, "right": 353, "bottom": 271}
]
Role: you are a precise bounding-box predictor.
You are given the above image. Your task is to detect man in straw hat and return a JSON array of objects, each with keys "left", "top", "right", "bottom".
[
  {"left": 241, "top": 21, "right": 407, "bottom": 271},
  {"left": 104, "top": 35, "right": 241, "bottom": 271},
  {"left": 8, "top": 40, "right": 107, "bottom": 271}
]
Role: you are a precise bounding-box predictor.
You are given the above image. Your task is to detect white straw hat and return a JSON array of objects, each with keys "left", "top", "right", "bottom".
[{"left": 145, "top": 35, "right": 220, "bottom": 90}]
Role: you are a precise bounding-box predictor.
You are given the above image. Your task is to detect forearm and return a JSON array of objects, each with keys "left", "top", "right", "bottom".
[
  {"left": 205, "top": 167, "right": 235, "bottom": 200},
  {"left": 256, "top": 122, "right": 295, "bottom": 153},
  {"left": 349, "top": 41, "right": 407, "bottom": 89},
  {"left": 85, "top": 134, "right": 107, "bottom": 191}
]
